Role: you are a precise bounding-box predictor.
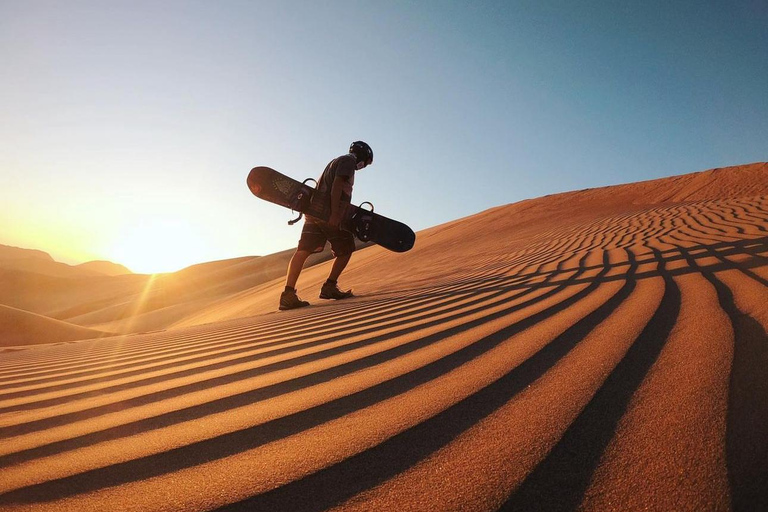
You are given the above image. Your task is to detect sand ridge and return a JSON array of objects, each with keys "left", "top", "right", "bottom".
[{"left": 0, "top": 163, "right": 766, "bottom": 511}]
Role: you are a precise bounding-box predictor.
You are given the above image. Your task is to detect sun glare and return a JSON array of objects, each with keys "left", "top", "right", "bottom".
[{"left": 107, "top": 218, "right": 208, "bottom": 274}]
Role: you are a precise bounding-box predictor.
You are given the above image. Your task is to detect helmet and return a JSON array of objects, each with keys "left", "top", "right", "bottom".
[{"left": 349, "top": 141, "right": 373, "bottom": 166}]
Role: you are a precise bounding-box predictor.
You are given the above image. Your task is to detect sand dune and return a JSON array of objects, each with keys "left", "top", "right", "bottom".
[
  {"left": 0, "top": 244, "right": 363, "bottom": 337},
  {"left": 0, "top": 305, "right": 110, "bottom": 348},
  {"left": 0, "top": 162, "right": 766, "bottom": 511}
]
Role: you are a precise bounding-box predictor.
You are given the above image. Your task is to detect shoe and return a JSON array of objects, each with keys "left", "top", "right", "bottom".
[
  {"left": 279, "top": 289, "right": 310, "bottom": 310},
  {"left": 320, "top": 282, "right": 354, "bottom": 300}
]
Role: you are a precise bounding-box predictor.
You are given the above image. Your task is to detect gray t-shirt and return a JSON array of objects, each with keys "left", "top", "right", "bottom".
[{"left": 312, "top": 153, "right": 356, "bottom": 216}]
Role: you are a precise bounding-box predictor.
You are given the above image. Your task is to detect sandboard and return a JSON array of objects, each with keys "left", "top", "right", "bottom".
[{"left": 247, "top": 166, "right": 415, "bottom": 253}]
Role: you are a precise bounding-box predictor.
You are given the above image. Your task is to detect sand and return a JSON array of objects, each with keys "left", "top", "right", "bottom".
[
  {"left": 0, "top": 162, "right": 766, "bottom": 511},
  {"left": 0, "top": 305, "right": 111, "bottom": 348}
]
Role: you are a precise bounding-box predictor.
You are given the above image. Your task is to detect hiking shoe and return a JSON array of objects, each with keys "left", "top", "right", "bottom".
[
  {"left": 279, "top": 289, "right": 310, "bottom": 310},
  {"left": 320, "top": 282, "right": 354, "bottom": 300}
]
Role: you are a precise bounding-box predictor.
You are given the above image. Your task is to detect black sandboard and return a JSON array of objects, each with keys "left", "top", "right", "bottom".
[{"left": 247, "top": 166, "right": 415, "bottom": 253}]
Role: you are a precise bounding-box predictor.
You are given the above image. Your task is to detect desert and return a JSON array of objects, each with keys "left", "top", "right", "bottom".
[{"left": 1, "top": 162, "right": 766, "bottom": 511}]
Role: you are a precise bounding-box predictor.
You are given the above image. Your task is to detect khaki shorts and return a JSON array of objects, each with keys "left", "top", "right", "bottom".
[{"left": 298, "top": 219, "right": 355, "bottom": 257}]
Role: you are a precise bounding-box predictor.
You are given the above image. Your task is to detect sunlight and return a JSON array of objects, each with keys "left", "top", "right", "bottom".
[
  {"left": 107, "top": 218, "right": 207, "bottom": 274},
  {"left": 119, "top": 272, "right": 160, "bottom": 335}
]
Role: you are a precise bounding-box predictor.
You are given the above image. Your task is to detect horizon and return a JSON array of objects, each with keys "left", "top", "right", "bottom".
[{"left": 1, "top": 1, "right": 766, "bottom": 273}]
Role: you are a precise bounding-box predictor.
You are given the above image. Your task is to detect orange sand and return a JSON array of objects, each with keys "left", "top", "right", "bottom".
[{"left": 0, "top": 162, "right": 766, "bottom": 511}]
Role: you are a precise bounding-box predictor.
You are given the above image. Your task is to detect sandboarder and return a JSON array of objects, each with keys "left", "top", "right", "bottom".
[{"left": 279, "top": 141, "right": 374, "bottom": 310}]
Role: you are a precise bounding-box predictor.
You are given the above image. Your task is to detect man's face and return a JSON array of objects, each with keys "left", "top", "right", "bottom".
[{"left": 356, "top": 159, "right": 371, "bottom": 170}]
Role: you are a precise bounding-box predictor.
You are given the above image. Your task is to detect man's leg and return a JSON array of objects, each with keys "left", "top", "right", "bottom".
[
  {"left": 320, "top": 237, "right": 354, "bottom": 300},
  {"left": 320, "top": 252, "right": 354, "bottom": 300},
  {"left": 328, "top": 252, "right": 351, "bottom": 282},
  {"left": 280, "top": 249, "right": 313, "bottom": 310},
  {"left": 285, "top": 249, "right": 312, "bottom": 289}
]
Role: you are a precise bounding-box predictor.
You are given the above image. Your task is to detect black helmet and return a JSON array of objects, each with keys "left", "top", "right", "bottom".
[{"left": 349, "top": 141, "right": 373, "bottom": 166}]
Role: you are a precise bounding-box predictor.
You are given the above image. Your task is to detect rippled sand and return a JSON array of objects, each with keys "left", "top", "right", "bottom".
[{"left": 1, "top": 163, "right": 766, "bottom": 511}]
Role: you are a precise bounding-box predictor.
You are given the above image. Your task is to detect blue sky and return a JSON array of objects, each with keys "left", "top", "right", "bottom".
[{"left": 1, "top": 1, "right": 766, "bottom": 272}]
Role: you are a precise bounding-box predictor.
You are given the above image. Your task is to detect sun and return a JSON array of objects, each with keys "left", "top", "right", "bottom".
[{"left": 107, "top": 218, "right": 208, "bottom": 274}]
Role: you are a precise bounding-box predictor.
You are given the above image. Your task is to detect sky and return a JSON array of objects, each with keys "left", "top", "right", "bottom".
[{"left": 1, "top": 0, "right": 766, "bottom": 273}]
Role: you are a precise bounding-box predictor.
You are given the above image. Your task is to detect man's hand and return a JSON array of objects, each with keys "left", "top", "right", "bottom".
[
  {"left": 328, "top": 175, "right": 351, "bottom": 229},
  {"left": 328, "top": 212, "right": 343, "bottom": 229}
]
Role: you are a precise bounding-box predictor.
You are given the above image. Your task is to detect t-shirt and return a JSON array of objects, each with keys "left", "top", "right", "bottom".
[{"left": 311, "top": 153, "right": 356, "bottom": 218}]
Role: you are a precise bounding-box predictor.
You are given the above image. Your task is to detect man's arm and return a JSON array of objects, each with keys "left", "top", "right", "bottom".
[{"left": 328, "top": 175, "right": 350, "bottom": 227}]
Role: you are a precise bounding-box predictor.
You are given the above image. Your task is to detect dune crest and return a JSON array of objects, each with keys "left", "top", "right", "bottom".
[{"left": 0, "top": 304, "right": 110, "bottom": 348}]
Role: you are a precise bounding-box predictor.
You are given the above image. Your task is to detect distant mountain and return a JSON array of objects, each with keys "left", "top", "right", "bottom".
[
  {"left": 76, "top": 260, "right": 133, "bottom": 276},
  {"left": 0, "top": 244, "right": 132, "bottom": 278},
  {"left": 0, "top": 258, "right": 103, "bottom": 278},
  {"left": 0, "top": 244, "right": 53, "bottom": 262},
  {"left": 0, "top": 244, "right": 99, "bottom": 278}
]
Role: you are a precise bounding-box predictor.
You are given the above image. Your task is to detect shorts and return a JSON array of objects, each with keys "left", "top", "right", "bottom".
[{"left": 298, "top": 219, "right": 356, "bottom": 257}]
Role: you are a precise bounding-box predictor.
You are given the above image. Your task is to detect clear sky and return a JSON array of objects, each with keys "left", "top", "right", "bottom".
[{"left": 1, "top": 1, "right": 766, "bottom": 273}]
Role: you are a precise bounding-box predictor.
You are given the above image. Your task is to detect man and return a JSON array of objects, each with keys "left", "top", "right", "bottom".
[{"left": 279, "top": 141, "right": 374, "bottom": 310}]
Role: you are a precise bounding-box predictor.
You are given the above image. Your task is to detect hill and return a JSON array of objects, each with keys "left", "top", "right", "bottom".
[
  {"left": 0, "top": 304, "right": 111, "bottom": 347},
  {"left": 0, "top": 244, "right": 53, "bottom": 262},
  {"left": 75, "top": 260, "right": 133, "bottom": 276},
  {"left": 0, "top": 244, "right": 115, "bottom": 279},
  {"left": 0, "top": 239, "right": 371, "bottom": 338},
  {"left": 174, "top": 162, "right": 768, "bottom": 325}
]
